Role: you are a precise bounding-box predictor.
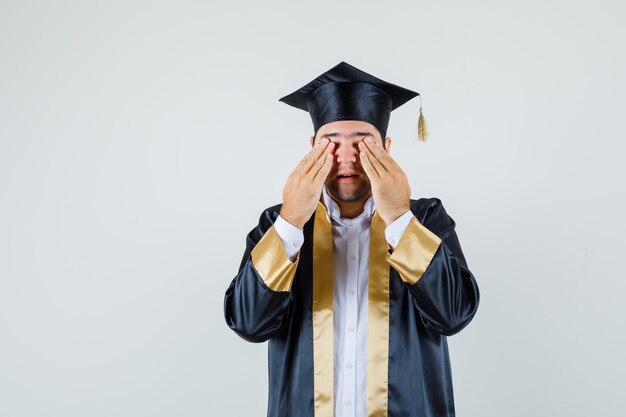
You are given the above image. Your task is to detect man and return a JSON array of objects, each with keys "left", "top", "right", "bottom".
[{"left": 224, "top": 61, "right": 480, "bottom": 417}]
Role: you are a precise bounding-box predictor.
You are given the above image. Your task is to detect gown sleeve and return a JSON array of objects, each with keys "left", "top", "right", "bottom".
[
  {"left": 385, "top": 198, "right": 480, "bottom": 336},
  {"left": 223, "top": 208, "right": 300, "bottom": 343}
]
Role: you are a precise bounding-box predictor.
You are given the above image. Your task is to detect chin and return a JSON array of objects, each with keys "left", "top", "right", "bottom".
[{"left": 327, "top": 179, "right": 371, "bottom": 203}]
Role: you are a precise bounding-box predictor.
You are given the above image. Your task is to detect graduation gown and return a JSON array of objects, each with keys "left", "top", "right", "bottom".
[{"left": 224, "top": 197, "right": 480, "bottom": 417}]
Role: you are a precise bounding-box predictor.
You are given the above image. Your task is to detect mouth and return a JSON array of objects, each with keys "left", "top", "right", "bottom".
[{"left": 336, "top": 173, "right": 360, "bottom": 183}]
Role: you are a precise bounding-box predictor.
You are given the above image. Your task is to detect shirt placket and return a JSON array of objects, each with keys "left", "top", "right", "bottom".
[{"left": 341, "top": 220, "right": 359, "bottom": 416}]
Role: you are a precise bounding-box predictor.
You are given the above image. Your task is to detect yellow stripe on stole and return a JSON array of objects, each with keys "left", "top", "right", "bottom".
[
  {"left": 312, "top": 202, "right": 334, "bottom": 417},
  {"left": 250, "top": 224, "right": 300, "bottom": 292},
  {"left": 385, "top": 216, "right": 442, "bottom": 285},
  {"left": 367, "top": 211, "right": 390, "bottom": 417}
]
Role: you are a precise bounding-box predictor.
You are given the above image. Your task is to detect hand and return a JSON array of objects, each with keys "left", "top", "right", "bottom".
[
  {"left": 280, "top": 138, "right": 335, "bottom": 229},
  {"left": 358, "top": 137, "right": 411, "bottom": 225}
]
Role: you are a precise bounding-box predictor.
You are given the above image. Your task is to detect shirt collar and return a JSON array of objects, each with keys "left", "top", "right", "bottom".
[{"left": 322, "top": 184, "right": 375, "bottom": 223}]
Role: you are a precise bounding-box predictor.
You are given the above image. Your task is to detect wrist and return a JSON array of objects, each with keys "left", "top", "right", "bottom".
[
  {"left": 382, "top": 206, "right": 411, "bottom": 226},
  {"left": 279, "top": 207, "right": 306, "bottom": 230}
]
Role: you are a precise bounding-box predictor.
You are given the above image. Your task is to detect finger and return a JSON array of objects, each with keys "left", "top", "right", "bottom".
[
  {"left": 308, "top": 140, "right": 334, "bottom": 177},
  {"left": 364, "top": 138, "right": 390, "bottom": 172},
  {"left": 371, "top": 142, "right": 402, "bottom": 176},
  {"left": 359, "top": 148, "right": 380, "bottom": 180},
  {"left": 305, "top": 139, "right": 334, "bottom": 175},
  {"left": 375, "top": 140, "right": 401, "bottom": 170},
  {"left": 297, "top": 138, "right": 330, "bottom": 173},
  {"left": 314, "top": 150, "right": 334, "bottom": 183},
  {"left": 359, "top": 140, "right": 386, "bottom": 175}
]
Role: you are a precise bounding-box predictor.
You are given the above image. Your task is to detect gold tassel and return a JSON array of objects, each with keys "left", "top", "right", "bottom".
[{"left": 417, "top": 95, "right": 428, "bottom": 142}]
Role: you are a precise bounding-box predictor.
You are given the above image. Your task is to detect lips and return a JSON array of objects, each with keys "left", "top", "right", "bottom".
[
  {"left": 336, "top": 170, "right": 360, "bottom": 179},
  {"left": 335, "top": 170, "right": 361, "bottom": 183}
]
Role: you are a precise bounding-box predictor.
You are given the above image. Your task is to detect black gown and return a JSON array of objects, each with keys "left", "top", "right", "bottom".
[{"left": 224, "top": 197, "right": 480, "bottom": 417}]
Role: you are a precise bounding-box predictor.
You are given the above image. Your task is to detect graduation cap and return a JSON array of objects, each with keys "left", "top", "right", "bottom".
[{"left": 279, "top": 61, "right": 428, "bottom": 141}]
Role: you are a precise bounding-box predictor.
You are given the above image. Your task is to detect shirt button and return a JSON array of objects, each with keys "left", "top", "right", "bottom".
[
  {"left": 346, "top": 363, "right": 353, "bottom": 369},
  {"left": 345, "top": 400, "right": 353, "bottom": 407},
  {"left": 348, "top": 290, "right": 355, "bottom": 296},
  {"left": 292, "top": 241, "right": 298, "bottom": 247},
  {"left": 349, "top": 224, "right": 355, "bottom": 229},
  {"left": 349, "top": 254, "right": 357, "bottom": 261},
  {"left": 347, "top": 326, "right": 355, "bottom": 332},
  {"left": 390, "top": 238, "right": 395, "bottom": 245}
]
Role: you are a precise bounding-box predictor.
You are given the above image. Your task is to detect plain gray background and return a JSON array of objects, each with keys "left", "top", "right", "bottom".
[{"left": 1, "top": 1, "right": 625, "bottom": 416}]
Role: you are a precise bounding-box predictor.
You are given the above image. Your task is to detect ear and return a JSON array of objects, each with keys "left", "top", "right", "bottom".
[
  {"left": 384, "top": 137, "right": 392, "bottom": 153},
  {"left": 309, "top": 136, "right": 314, "bottom": 147}
]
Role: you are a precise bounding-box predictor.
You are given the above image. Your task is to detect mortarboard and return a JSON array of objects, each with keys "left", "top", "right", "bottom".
[{"left": 279, "top": 61, "right": 428, "bottom": 141}]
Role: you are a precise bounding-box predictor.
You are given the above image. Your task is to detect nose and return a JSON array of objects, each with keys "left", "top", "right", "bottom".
[{"left": 335, "top": 141, "right": 359, "bottom": 163}]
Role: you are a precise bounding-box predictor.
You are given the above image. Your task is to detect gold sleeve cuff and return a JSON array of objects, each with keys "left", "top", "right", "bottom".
[
  {"left": 385, "top": 216, "right": 442, "bottom": 285},
  {"left": 251, "top": 224, "right": 299, "bottom": 292}
]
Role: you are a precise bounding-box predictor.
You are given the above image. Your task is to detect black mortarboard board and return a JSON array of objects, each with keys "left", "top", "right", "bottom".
[{"left": 279, "top": 61, "right": 428, "bottom": 141}]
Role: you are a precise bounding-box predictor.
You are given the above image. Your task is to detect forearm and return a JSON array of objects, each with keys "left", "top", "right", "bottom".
[
  {"left": 224, "top": 211, "right": 300, "bottom": 343},
  {"left": 386, "top": 203, "right": 480, "bottom": 335}
]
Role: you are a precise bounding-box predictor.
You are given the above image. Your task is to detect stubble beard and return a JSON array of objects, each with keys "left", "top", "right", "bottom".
[{"left": 326, "top": 177, "right": 372, "bottom": 203}]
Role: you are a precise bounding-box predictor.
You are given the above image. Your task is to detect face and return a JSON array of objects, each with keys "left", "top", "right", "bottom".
[{"left": 310, "top": 120, "right": 391, "bottom": 204}]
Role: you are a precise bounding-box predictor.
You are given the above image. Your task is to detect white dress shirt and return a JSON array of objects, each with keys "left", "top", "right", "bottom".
[{"left": 272, "top": 185, "right": 413, "bottom": 417}]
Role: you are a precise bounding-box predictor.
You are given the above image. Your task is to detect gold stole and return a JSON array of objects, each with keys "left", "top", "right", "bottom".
[{"left": 312, "top": 202, "right": 390, "bottom": 417}]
